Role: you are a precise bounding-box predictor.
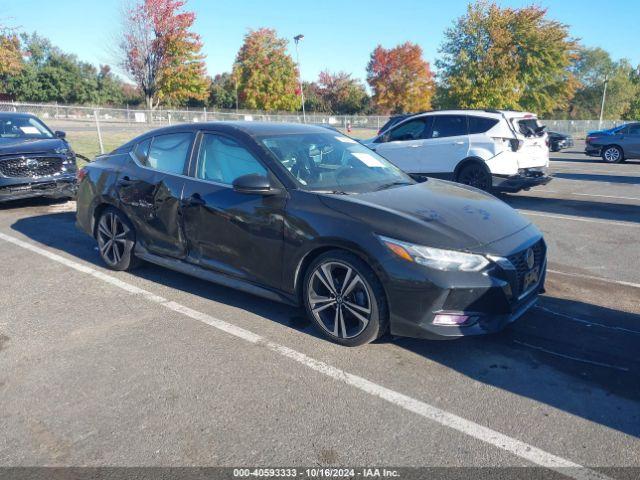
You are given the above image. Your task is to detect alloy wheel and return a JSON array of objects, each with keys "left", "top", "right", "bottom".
[
  {"left": 603, "top": 147, "right": 621, "bottom": 162},
  {"left": 97, "top": 212, "right": 130, "bottom": 266},
  {"left": 459, "top": 166, "right": 489, "bottom": 190},
  {"left": 307, "top": 261, "right": 372, "bottom": 339}
]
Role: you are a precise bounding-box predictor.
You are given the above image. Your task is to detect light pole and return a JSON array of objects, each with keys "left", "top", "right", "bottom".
[
  {"left": 293, "top": 34, "right": 306, "bottom": 123},
  {"left": 599, "top": 74, "right": 609, "bottom": 128}
]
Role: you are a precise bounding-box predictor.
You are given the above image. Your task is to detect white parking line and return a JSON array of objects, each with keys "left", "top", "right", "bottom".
[
  {"left": 519, "top": 210, "right": 640, "bottom": 227},
  {"left": 547, "top": 269, "right": 640, "bottom": 289},
  {"left": 526, "top": 190, "right": 640, "bottom": 202},
  {"left": 0, "top": 231, "right": 612, "bottom": 480}
]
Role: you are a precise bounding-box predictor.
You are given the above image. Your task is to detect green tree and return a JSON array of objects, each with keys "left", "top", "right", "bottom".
[
  {"left": 4, "top": 33, "right": 136, "bottom": 105},
  {"left": 316, "top": 71, "right": 369, "bottom": 114},
  {"left": 625, "top": 67, "right": 640, "bottom": 120},
  {"left": 208, "top": 73, "right": 236, "bottom": 109},
  {"left": 232, "top": 28, "right": 299, "bottom": 112},
  {"left": 437, "top": 1, "right": 578, "bottom": 115},
  {"left": 301, "top": 81, "right": 327, "bottom": 112},
  {"left": 568, "top": 48, "right": 639, "bottom": 120},
  {"left": 366, "top": 42, "right": 434, "bottom": 114}
]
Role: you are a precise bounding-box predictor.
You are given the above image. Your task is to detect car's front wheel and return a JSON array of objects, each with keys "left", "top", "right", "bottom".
[
  {"left": 96, "top": 207, "right": 139, "bottom": 271},
  {"left": 303, "top": 251, "right": 388, "bottom": 346},
  {"left": 602, "top": 145, "right": 624, "bottom": 163}
]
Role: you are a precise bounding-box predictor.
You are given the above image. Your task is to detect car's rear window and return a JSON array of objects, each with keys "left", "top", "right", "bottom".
[{"left": 515, "top": 118, "right": 542, "bottom": 136}]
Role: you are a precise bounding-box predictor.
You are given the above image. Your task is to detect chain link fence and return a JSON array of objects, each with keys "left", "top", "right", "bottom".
[{"left": 0, "top": 101, "right": 628, "bottom": 161}]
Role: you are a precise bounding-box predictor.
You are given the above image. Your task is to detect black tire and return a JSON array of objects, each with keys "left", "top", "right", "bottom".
[
  {"left": 456, "top": 163, "right": 492, "bottom": 191},
  {"left": 302, "top": 250, "right": 388, "bottom": 347},
  {"left": 601, "top": 145, "right": 624, "bottom": 163},
  {"left": 95, "top": 207, "right": 140, "bottom": 271}
]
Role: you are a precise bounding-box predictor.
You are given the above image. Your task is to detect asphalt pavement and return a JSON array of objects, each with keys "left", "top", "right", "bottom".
[{"left": 0, "top": 141, "right": 638, "bottom": 477}]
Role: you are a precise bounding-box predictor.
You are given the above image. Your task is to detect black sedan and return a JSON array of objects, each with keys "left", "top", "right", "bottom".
[
  {"left": 76, "top": 122, "right": 546, "bottom": 346},
  {"left": 547, "top": 131, "right": 574, "bottom": 152},
  {"left": 0, "top": 112, "right": 77, "bottom": 202}
]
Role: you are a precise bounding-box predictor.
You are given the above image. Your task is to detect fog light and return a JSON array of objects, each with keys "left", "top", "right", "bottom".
[{"left": 433, "top": 314, "right": 470, "bottom": 326}]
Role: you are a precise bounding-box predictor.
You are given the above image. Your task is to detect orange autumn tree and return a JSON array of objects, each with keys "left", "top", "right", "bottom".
[
  {"left": 120, "top": 0, "right": 208, "bottom": 109},
  {"left": 232, "top": 28, "right": 299, "bottom": 112},
  {"left": 366, "top": 42, "right": 435, "bottom": 114},
  {"left": 0, "top": 25, "right": 23, "bottom": 78}
]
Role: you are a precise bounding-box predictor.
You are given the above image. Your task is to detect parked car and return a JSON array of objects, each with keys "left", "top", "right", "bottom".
[
  {"left": 0, "top": 112, "right": 77, "bottom": 202},
  {"left": 362, "top": 110, "right": 551, "bottom": 193},
  {"left": 76, "top": 122, "right": 546, "bottom": 346},
  {"left": 585, "top": 122, "right": 640, "bottom": 163},
  {"left": 377, "top": 114, "right": 413, "bottom": 135},
  {"left": 547, "top": 131, "right": 574, "bottom": 152}
]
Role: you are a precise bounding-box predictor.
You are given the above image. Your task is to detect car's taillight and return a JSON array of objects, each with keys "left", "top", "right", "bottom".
[
  {"left": 586, "top": 136, "right": 596, "bottom": 143},
  {"left": 76, "top": 168, "right": 87, "bottom": 182},
  {"left": 509, "top": 139, "right": 523, "bottom": 151}
]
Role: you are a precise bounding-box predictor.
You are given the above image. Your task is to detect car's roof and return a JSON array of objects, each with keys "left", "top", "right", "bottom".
[
  {"left": 406, "top": 109, "right": 538, "bottom": 120},
  {"left": 0, "top": 112, "right": 39, "bottom": 119},
  {"left": 156, "top": 121, "right": 336, "bottom": 136},
  {"left": 116, "top": 121, "right": 342, "bottom": 153}
]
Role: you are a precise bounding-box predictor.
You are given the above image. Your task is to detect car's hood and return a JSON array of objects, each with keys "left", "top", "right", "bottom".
[
  {"left": 0, "top": 137, "right": 66, "bottom": 156},
  {"left": 319, "top": 179, "right": 531, "bottom": 251}
]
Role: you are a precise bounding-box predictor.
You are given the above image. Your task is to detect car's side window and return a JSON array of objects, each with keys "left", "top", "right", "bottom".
[
  {"left": 387, "top": 118, "right": 429, "bottom": 142},
  {"left": 467, "top": 116, "right": 499, "bottom": 134},
  {"left": 430, "top": 115, "right": 468, "bottom": 138},
  {"left": 196, "top": 133, "right": 267, "bottom": 185},
  {"left": 627, "top": 124, "right": 640, "bottom": 135},
  {"left": 132, "top": 138, "right": 151, "bottom": 164},
  {"left": 140, "top": 133, "right": 193, "bottom": 175}
]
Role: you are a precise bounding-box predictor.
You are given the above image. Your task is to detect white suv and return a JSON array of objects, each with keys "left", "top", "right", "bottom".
[{"left": 364, "top": 110, "right": 551, "bottom": 192}]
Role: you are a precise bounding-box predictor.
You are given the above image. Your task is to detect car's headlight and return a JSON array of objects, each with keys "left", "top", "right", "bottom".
[{"left": 378, "top": 236, "right": 489, "bottom": 272}]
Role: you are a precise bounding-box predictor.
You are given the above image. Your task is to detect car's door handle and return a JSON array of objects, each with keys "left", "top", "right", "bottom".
[
  {"left": 452, "top": 141, "right": 465, "bottom": 145},
  {"left": 184, "top": 193, "right": 205, "bottom": 207},
  {"left": 408, "top": 144, "right": 421, "bottom": 148},
  {"left": 117, "top": 176, "right": 134, "bottom": 187}
]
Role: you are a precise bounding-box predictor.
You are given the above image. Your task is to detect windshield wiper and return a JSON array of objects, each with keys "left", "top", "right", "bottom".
[
  {"left": 375, "top": 181, "right": 414, "bottom": 191},
  {"left": 312, "top": 189, "right": 350, "bottom": 195}
]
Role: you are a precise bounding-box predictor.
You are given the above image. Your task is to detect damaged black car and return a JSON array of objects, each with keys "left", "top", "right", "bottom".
[{"left": 0, "top": 112, "right": 77, "bottom": 203}]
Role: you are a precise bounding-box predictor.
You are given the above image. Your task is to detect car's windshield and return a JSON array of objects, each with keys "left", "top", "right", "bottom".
[
  {"left": 259, "top": 132, "right": 414, "bottom": 194},
  {"left": 0, "top": 116, "right": 54, "bottom": 140}
]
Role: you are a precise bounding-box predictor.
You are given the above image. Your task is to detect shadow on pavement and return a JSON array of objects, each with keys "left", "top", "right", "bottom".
[
  {"left": 9, "top": 210, "right": 640, "bottom": 439},
  {"left": 501, "top": 194, "right": 640, "bottom": 223},
  {"left": 553, "top": 173, "right": 640, "bottom": 185}
]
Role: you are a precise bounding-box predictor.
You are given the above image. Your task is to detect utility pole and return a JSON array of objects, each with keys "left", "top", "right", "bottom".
[
  {"left": 294, "top": 34, "right": 306, "bottom": 123},
  {"left": 599, "top": 74, "right": 609, "bottom": 128}
]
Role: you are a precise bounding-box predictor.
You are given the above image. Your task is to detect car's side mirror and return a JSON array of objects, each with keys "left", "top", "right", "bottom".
[
  {"left": 232, "top": 174, "right": 280, "bottom": 195},
  {"left": 55, "top": 130, "right": 66, "bottom": 139},
  {"left": 375, "top": 133, "right": 390, "bottom": 144}
]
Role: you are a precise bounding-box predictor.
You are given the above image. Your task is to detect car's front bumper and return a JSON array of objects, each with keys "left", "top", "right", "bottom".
[
  {"left": 552, "top": 138, "right": 574, "bottom": 150},
  {"left": 382, "top": 226, "right": 546, "bottom": 340},
  {"left": 585, "top": 144, "right": 602, "bottom": 157},
  {"left": 0, "top": 174, "right": 77, "bottom": 202},
  {"left": 491, "top": 168, "right": 552, "bottom": 193}
]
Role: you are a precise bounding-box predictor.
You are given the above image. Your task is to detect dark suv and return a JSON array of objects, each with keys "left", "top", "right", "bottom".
[{"left": 0, "top": 112, "right": 77, "bottom": 202}]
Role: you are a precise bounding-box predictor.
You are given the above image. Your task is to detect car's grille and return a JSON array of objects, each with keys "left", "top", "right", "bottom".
[
  {"left": 507, "top": 239, "right": 546, "bottom": 297},
  {"left": 0, "top": 156, "right": 64, "bottom": 178}
]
